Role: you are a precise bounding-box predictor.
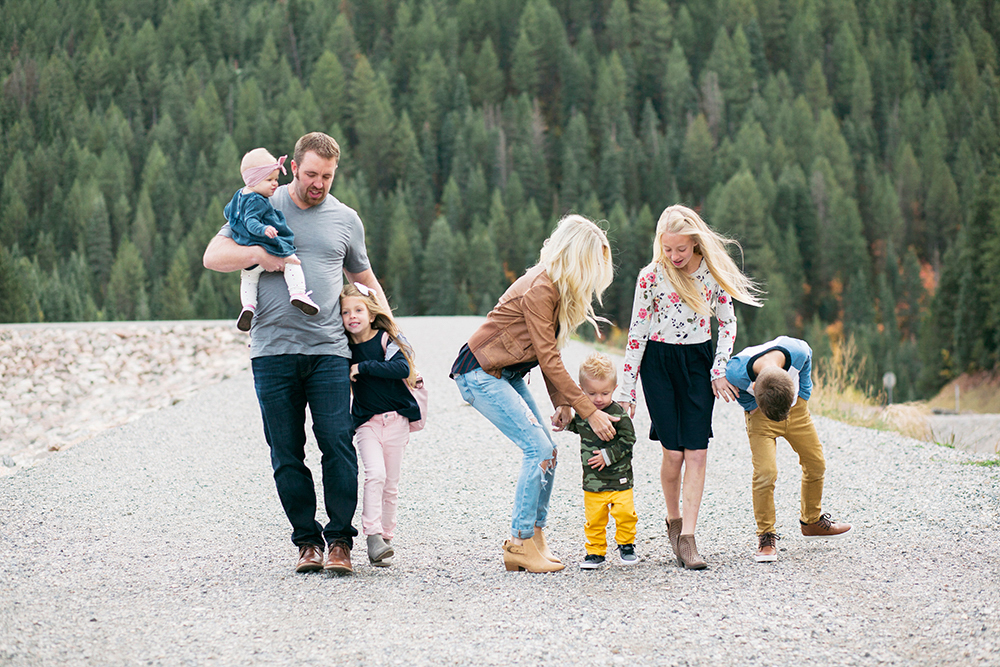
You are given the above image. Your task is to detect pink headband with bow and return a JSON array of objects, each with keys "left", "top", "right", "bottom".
[{"left": 242, "top": 155, "right": 287, "bottom": 188}]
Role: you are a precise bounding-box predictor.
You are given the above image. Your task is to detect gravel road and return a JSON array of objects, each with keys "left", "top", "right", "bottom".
[{"left": 2, "top": 317, "right": 998, "bottom": 666}]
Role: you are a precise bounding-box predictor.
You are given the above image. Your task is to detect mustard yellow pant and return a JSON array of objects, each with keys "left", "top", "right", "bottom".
[
  {"left": 744, "top": 398, "right": 826, "bottom": 535},
  {"left": 583, "top": 488, "right": 637, "bottom": 555}
]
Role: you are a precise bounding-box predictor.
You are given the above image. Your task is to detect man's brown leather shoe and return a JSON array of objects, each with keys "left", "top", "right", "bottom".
[
  {"left": 324, "top": 541, "right": 353, "bottom": 573},
  {"left": 295, "top": 544, "right": 324, "bottom": 573}
]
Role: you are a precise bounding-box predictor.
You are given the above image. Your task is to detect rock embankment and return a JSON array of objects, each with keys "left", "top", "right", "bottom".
[{"left": 0, "top": 322, "right": 249, "bottom": 474}]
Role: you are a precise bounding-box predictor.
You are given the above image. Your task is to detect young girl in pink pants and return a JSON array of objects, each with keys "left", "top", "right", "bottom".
[{"left": 341, "top": 283, "right": 423, "bottom": 567}]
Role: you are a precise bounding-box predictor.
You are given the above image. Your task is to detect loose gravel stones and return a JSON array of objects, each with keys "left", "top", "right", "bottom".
[{"left": 1, "top": 317, "right": 998, "bottom": 666}]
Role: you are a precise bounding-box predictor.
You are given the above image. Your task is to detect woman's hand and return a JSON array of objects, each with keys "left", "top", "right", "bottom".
[
  {"left": 712, "top": 377, "right": 738, "bottom": 403},
  {"left": 349, "top": 364, "right": 360, "bottom": 382},
  {"left": 551, "top": 406, "right": 572, "bottom": 431},
  {"left": 587, "top": 409, "right": 619, "bottom": 442},
  {"left": 618, "top": 401, "right": 635, "bottom": 418}
]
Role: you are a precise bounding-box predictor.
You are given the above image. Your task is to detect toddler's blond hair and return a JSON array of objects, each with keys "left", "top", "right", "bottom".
[{"left": 578, "top": 352, "right": 617, "bottom": 385}]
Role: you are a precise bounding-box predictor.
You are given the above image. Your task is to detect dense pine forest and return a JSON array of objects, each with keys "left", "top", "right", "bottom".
[{"left": 1, "top": 0, "right": 998, "bottom": 401}]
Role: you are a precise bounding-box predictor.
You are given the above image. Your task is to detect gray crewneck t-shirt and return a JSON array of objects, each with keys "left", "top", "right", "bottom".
[{"left": 217, "top": 185, "right": 371, "bottom": 359}]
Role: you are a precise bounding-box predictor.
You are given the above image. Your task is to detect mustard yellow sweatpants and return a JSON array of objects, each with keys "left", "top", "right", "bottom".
[{"left": 583, "top": 488, "right": 637, "bottom": 555}]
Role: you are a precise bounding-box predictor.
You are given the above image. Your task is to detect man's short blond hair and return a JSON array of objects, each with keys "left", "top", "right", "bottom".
[
  {"left": 293, "top": 132, "right": 341, "bottom": 165},
  {"left": 578, "top": 352, "right": 617, "bottom": 384},
  {"left": 756, "top": 366, "right": 795, "bottom": 421}
]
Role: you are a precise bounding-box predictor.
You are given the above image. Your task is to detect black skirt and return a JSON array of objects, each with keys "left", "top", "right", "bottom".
[{"left": 638, "top": 340, "right": 715, "bottom": 451}]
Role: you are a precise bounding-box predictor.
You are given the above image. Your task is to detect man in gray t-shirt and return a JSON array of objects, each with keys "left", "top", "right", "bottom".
[{"left": 204, "top": 132, "right": 386, "bottom": 575}]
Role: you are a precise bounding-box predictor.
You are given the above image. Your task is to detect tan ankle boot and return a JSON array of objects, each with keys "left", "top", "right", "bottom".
[
  {"left": 666, "top": 518, "right": 683, "bottom": 559},
  {"left": 531, "top": 528, "right": 562, "bottom": 564},
  {"left": 677, "top": 534, "right": 707, "bottom": 570},
  {"left": 503, "top": 538, "right": 565, "bottom": 573}
]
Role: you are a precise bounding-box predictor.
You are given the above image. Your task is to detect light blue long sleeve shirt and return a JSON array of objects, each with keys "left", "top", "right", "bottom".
[{"left": 725, "top": 336, "right": 813, "bottom": 413}]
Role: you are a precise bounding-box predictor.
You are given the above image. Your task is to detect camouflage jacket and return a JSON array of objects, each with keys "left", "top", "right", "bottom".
[{"left": 567, "top": 402, "right": 635, "bottom": 492}]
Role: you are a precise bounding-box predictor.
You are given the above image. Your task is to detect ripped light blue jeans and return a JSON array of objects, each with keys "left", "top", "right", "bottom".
[{"left": 454, "top": 368, "right": 557, "bottom": 539}]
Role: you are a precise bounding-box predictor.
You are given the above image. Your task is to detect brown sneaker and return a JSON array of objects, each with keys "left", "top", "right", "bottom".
[
  {"left": 800, "top": 513, "right": 853, "bottom": 540},
  {"left": 755, "top": 532, "right": 780, "bottom": 562},
  {"left": 295, "top": 544, "right": 324, "bottom": 573},
  {"left": 324, "top": 541, "right": 353, "bottom": 573}
]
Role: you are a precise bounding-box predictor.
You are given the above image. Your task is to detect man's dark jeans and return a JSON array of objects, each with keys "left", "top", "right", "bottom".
[{"left": 251, "top": 354, "right": 358, "bottom": 548}]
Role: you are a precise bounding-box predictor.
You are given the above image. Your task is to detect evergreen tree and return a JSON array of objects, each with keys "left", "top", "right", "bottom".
[
  {"left": 603, "top": 0, "right": 633, "bottom": 53},
  {"left": 593, "top": 52, "right": 629, "bottom": 130},
  {"left": 85, "top": 188, "right": 114, "bottom": 305},
  {"left": 0, "top": 152, "right": 30, "bottom": 248},
  {"left": 420, "top": 216, "right": 457, "bottom": 315},
  {"left": 633, "top": 0, "right": 672, "bottom": 109},
  {"left": 559, "top": 112, "right": 593, "bottom": 212},
  {"left": 192, "top": 270, "right": 226, "bottom": 320},
  {"left": 385, "top": 193, "right": 422, "bottom": 315},
  {"left": 678, "top": 114, "right": 714, "bottom": 206},
  {"left": 513, "top": 199, "right": 546, "bottom": 272},
  {"left": 894, "top": 142, "right": 923, "bottom": 253},
  {"left": 602, "top": 202, "right": 632, "bottom": 327},
  {"left": 470, "top": 37, "right": 505, "bottom": 107},
  {"left": 842, "top": 268, "right": 879, "bottom": 391},
  {"left": 804, "top": 60, "right": 831, "bottom": 115},
  {"left": 350, "top": 59, "right": 397, "bottom": 191},
  {"left": 157, "top": 245, "right": 195, "bottom": 320},
  {"left": 106, "top": 238, "right": 150, "bottom": 321},
  {"left": 814, "top": 110, "right": 855, "bottom": 194},
  {"left": 597, "top": 125, "right": 625, "bottom": 213},
  {"left": 663, "top": 41, "right": 697, "bottom": 136},
  {"left": 396, "top": 111, "right": 435, "bottom": 231},
  {"left": 466, "top": 222, "right": 505, "bottom": 315},
  {"left": 487, "top": 188, "right": 516, "bottom": 277},
  {"left": 309, "top": 50, "right": 347, "bottom": 130},
  {"left": 710, "top": 169, "right": 767, "bottom": 279},
  {"left": 923, "top": 159, "right": 960, "bottom": 258},
  {"left": 131, "top": 188, "right": 157, "bottom": 269},
  {"left": 898, "top": 247, "right": 925, "bottom": 341},
  {"left": 638, "top": 100, "right": 673, "bottom": 214},
  {"left": 0, "top": 245, "right": 32, "bottom": 323},
  {"left": 511, "top": 26, "right": 539, "bottom": 98}
]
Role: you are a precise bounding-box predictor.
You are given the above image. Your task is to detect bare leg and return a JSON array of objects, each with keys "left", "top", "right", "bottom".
[
  {"left": 661, "top": 449, "right": 684, "bottom": 520},
  {"left": 680, "top": 449, "right": 708, "bottom": 534}
]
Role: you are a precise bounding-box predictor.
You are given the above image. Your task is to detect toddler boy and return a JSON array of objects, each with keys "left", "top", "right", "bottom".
[{"left": 567, "top": 353, "right": 638, "bottom": 569}]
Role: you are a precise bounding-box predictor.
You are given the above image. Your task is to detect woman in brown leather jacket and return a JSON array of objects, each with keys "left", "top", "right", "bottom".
[{"left": 451, "top": 214, "right": 617, "bottom": 573}]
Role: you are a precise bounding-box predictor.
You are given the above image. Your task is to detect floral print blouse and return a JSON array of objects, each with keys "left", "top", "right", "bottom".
[{"left": 614, "top": 259, "right": 737, "bottom": 403}]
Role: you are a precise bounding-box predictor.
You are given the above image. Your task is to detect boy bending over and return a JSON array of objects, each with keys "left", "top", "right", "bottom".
[{"left": 722, "top": 336, "right": 852, "bottom": 562}]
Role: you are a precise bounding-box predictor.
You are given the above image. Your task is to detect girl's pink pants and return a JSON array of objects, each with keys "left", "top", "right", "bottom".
[{"left": 355, "top": 411, "right": 409, "bottom": 540}]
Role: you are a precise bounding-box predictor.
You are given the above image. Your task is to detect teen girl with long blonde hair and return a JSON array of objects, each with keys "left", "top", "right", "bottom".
[
  {"left": 451, "top": 214, "right": 615, "bottom": 573},
  {"left": 616, "top": 204, "right": 763, "bottom": 570}
]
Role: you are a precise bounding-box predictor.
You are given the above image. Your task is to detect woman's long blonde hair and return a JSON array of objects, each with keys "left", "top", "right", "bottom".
[
  {"left": 340, "top": 283, "right": 418, "bottom": 386},
  {"left": 652, "top": 205, "right": 764, "bottom": 315},
  {"left": 538, "top": 214, "right": 614, "bottom": 348}
]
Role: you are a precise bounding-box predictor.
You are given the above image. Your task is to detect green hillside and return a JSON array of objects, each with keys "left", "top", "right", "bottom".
[{"left": 1, "top": 0, "right": 998, "bottom": 401}]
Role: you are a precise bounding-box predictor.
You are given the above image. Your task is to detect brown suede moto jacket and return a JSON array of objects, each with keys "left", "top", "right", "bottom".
[{"left": 466, "top": 264, "right": 596, "bottom": 420}]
